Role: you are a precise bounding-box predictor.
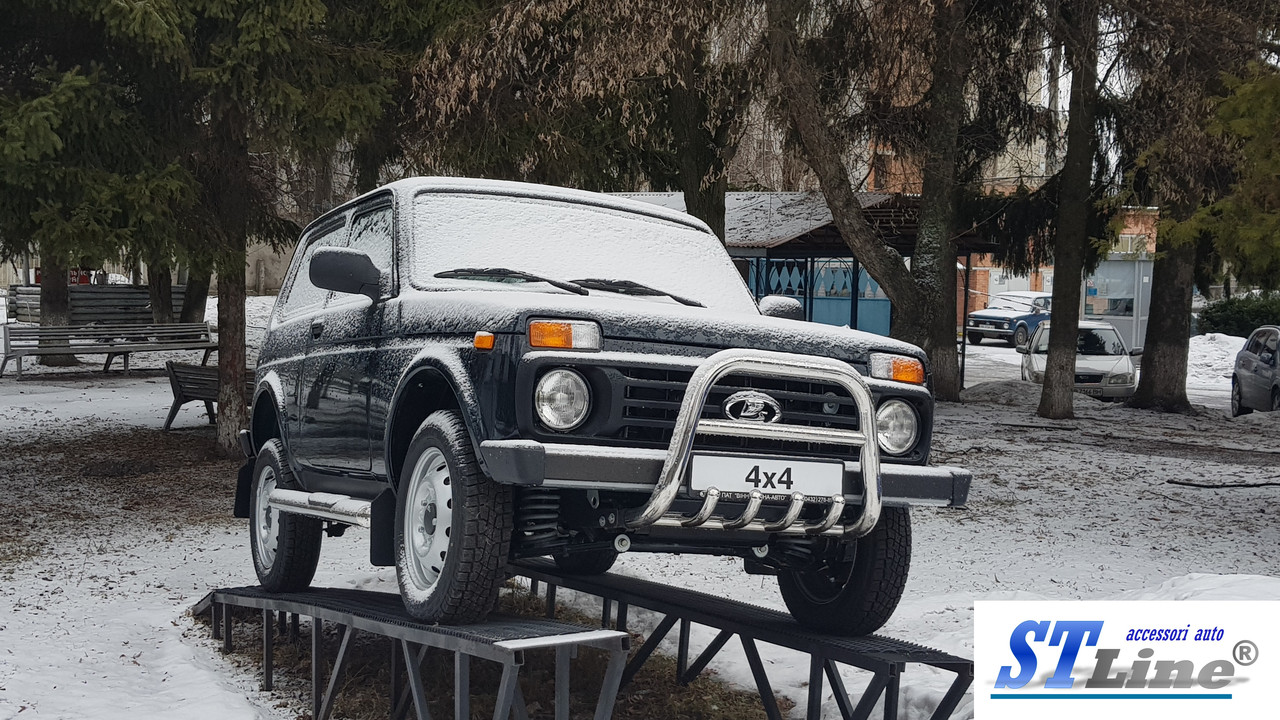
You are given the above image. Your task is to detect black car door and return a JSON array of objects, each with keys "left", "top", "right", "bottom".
[
  {"left": 294, "top": 199, "right": 395, "bottom": 490},
  {"left": 269, "top": 220, "right": 349, "bottom": 451}
]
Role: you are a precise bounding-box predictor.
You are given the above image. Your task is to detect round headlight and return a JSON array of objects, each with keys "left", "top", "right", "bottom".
[
  {"left": 534, "top": 369, "right": 591, "bottom": 431},
  {"left": 875, "top": 399, "right": 919, "bottom": 456}
]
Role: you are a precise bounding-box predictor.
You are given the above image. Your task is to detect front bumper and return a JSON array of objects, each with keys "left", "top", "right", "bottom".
[
  {"left": 966, "top": 322, "right": 1012, "bottom": 336},
  {"left": 480, "top": 439, "right": 972, "bottom": 507},
  {"left": 483, "top": 348, "right": 971, "bottom": 539}
]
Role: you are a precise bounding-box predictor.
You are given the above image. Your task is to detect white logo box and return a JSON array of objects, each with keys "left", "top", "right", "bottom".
[{"left": 974, "top": 600, "right": 1277, "bottom": 720}]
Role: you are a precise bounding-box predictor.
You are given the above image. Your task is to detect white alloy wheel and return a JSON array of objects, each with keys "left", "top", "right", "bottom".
[
  {"left": 254, "top": 465, "right": 280, "bottom": 570},
  {"left": 402, "top": 446, "right": 454, "bottom": 596}
]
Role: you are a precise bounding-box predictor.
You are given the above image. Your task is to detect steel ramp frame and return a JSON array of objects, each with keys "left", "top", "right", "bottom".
[
  {"left": 194, "top": 586, "right": 629, "bottom": 720},
  {"left": 515, "top": 559, "right": 972, "bottom": 720}
]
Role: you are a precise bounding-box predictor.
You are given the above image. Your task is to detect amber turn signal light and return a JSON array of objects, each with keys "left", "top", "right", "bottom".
[
  {"left": 528, "top": 320, "right": 601, "bottom": 351},
  {"left": 869, "top": 353, "right": 926, "bottom": 385},
  {"left": 473, "top": 331, "right": 496, "bottom": 350}
]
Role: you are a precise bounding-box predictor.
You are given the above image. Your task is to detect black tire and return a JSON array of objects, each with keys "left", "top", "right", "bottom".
[
  {"left": 1271, "top": 389, "right": 1279, "bottom": 412},
  {"left": 250, "top": 439, "right": 323, "bottom": 592},
  {"left": 1231, "top": 378, "right": 1251, "bottom": 417},
  {"left": 395, "top": 410, "right": 513, "bottom": 623},
  {"left": 778, "top": 507, "right": 911, "bottom": 636},
  {"left": 554, "top": 548, "right": 619, "bottom": 575},
  {"left": 1011, "top": 325, "right": 1029, "bottom": 348},
  {"left": 967, "top": 331, "right": 984, "bottom": 345}
]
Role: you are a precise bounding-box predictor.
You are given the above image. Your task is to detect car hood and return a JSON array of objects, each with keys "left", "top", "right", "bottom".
[
  {"left": 399, "top": 288, "right": 926, "bottom": 365},
  {"left": 1025, "top": 353, "right": 1133, "bottom": 375},
  {"left": 969, "top": 308, "right": 1030, "bottom": 321}
]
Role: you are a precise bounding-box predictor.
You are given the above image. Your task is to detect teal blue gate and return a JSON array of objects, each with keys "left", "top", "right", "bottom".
[{"left": 747, "top": 258, "right": 891, "bottom": 336}]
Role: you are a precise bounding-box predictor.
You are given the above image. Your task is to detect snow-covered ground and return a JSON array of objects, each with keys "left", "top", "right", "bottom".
[{"left": 1, "top": 305, "right": 1275, "bottom": 720}]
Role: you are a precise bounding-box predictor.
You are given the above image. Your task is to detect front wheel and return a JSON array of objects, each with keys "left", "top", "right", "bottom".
[
  {"left": 778, "top": 507, "right": 911, "bottom": 636},
  {"left": 1011, "top": 325, "right": 1029, "bottom": 348},
  {"left": 967, "top": 331, "right": 984, "bottom": 345},
  {"left": 395, "top": 410, "right": 513, "bottom": 623},
  {"left": 250, "top": 439, "right": 323, "bottom": 592}
]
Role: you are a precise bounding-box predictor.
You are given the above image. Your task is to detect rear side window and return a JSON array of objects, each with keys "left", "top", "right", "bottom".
[{"left": 278, "top": 223, "right": 348, "bottom": 318}]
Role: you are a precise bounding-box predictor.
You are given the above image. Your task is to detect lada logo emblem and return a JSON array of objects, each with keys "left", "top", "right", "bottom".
[{"left": 722, "top": 390, "right": 782, "bottom": 423}]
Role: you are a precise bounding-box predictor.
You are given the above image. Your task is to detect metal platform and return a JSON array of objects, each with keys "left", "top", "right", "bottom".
[
  {"left": 513, "top": 559, "right": 972, "bottom": 720},
  {"left": 193, "top": 586, "right": 629, "bottom": 720}
]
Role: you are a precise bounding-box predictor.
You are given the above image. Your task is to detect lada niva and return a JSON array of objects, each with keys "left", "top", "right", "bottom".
[{"left": 234, "top": 177, "right": 971, "bottom": 635}]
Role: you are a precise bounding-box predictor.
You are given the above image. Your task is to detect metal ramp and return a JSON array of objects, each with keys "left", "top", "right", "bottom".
[
  {"left": 513, "top": 558, "right": 973, "bottom": 720},
  {"left": 193, "top": 586, "right": 629, "bottom": 720}
]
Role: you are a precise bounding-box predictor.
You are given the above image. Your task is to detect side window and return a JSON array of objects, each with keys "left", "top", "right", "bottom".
[
  {"left": 1245, "top": 332, "right": 1264, "bottom": 356},
  {"left": 278, "top": 223, "right": 348, "bottom": 317},
  {"left": 1264, "top": 331, "right": 1279, "bottom": 355},
  {"left": 348, "top": 206, "right": 394, "bottom": 295}
]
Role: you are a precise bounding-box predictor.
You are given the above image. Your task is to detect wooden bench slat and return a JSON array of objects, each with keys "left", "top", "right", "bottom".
[{"left": 2, "top": 322, "right": 216, "bottom": 377}]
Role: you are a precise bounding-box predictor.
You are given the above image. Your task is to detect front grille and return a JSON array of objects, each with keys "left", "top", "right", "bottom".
[
  {"left": 1075, "top": 373, "right": 1103, "bottom": 384},
  {"left": 615, "top": 366, "right": 861, "bottom": 457}
]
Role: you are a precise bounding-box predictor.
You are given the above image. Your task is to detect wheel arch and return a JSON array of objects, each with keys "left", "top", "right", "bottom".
[
  {"left": 249, "top": 370, "right": 289, "bottom": 454},
  {"left": 385, "top": 356, "right": 484, "bottom": 488}
]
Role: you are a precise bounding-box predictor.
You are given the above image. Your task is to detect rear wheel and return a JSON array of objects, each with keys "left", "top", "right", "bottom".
[
  {"left": 395, "top": 410, "right": 513, "bottom": 623},
  {"left": 554, "top": 548, "right": 619, "bottom": 575},
  {"left": 778, "top": 507, "right": 911, "bottom": 636},
  {"left": 967, "top": 331, "right": 984, "bottom": 345},
  {"left": 1231, "top": 378, "right": 1251, "bottom": 417},
  {"left": 250, "top": 439, "right": 323, "bottom": 592},
  {"left": 1271, "top": 388, "right": 1279, "bottom": 412}
]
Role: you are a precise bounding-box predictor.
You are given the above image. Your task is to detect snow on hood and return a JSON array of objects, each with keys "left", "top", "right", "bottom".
[
  {"left": 968, "top": 307, "right": 1031, "bottom": 321},
  {"left": 397, "top": 288, "right": 925, "bottom": 363}
]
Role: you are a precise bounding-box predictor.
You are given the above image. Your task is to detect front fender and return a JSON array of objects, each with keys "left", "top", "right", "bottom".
[
  {"left": 384, "top": 346, "right": 490, "bottom": 478},
  {"left": 249, "top": 369, "right": 289, "bottom": 453}
]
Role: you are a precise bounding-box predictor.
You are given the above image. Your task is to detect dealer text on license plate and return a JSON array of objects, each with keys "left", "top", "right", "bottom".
[{"left": 690, "top": 455, "right": 843, "bottom": 498}]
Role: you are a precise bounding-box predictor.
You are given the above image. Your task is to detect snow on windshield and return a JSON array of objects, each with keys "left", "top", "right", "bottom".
[{"left": 411, "top": 192, "right": 759, "bottom": 313}]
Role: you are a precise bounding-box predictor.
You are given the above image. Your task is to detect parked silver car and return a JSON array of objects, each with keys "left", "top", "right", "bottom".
[
  {"left": 1232, "top": 325, "right": 1280, "bottom": 416},
  {"left": 1017, "top": 320, "right": 1142, "bottom": 400}
]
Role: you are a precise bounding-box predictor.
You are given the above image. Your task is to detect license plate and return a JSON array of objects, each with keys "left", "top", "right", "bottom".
[
  {"left": 690, "top": 455, "right": 843, "bottom": 498},
  {"left": 1076, "top": 387, "right": 1103, "bottom": 396}
]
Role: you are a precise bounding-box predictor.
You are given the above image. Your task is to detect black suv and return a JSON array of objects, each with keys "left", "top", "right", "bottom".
[{"left": 234, "top": 177, "right": 971, "bottom": 635}]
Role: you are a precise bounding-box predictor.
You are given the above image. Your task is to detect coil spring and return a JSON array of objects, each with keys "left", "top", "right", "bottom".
[{"left": 514, "top": 489, "right": 560, "bottom": 545}]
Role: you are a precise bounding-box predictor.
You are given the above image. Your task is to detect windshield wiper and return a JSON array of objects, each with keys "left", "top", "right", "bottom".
[
  {"left": 570, "top": 278, "right": 705, "bottom": 307},
  {"left": 434, "top": 267, "right": 588, "bottom": 295}
]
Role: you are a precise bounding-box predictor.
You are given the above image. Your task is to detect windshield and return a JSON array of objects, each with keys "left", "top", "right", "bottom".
[
  {"left": 989, "top": 294, "right": 1048, "bottom": 312},
  {"left": 1031, "top": 327, "right": 1127, "bottom": 356},
  {"left": 412, "top": 192, "right": 759, "bottom": 313}
]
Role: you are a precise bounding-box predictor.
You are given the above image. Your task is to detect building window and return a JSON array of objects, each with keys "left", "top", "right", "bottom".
[{"left": 1114, "top": 234, "right": 1147, "bottom": 253}]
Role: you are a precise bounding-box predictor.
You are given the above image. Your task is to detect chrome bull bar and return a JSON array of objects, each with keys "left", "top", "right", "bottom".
[{"left": 623, "top": 348, "right": 881, "bottom": 538}]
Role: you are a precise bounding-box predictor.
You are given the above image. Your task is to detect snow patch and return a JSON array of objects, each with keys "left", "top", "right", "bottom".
[{"left": 1186, "top": 333, "right": 1245, "bottom": 387}]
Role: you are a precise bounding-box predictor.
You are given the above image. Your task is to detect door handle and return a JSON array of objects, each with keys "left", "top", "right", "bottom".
[{"left": 311, "top": 322, "right": 324, "bottom": 339}]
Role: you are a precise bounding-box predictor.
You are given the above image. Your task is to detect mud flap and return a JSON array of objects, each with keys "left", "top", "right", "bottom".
[
  {"left": 233, "top": 459, "right": 253, "bottom": 519},
  {"left": 369, "top": 488, "right": 397, "bottom": 567}
]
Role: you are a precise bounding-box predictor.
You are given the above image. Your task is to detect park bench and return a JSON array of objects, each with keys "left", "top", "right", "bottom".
[
  {"left": 163, "top": 361, "right": 254, "bottom": 430},
  {"left": 0, "top": 322, "right": 217, "bottom": 378}
]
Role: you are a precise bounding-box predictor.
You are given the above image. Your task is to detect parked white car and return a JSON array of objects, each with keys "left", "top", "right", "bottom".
[{"left": 1017, "top": 320, "right": 1142, "bottom": 400}]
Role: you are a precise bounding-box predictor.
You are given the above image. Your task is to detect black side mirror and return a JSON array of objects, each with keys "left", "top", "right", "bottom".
[
  {"left": 759, "top": 295, "right": 804, "bottom": 321},
  {"left": 310, "top": 247, "right": 384, "bottom": 302},
  {"left": 1261, "top": 351, "right": 1275, "bottom": 366},
  {"left": 1016, "top": 345, "right": 1029, "bottom": 354},
  {"left": 1130, "top": 347, "right": 1144, "bottom": 356}
]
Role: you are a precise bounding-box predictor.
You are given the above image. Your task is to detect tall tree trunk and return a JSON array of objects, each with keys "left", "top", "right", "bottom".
[
  {"left": 907, "top": 0, "right": 970, "bottom": 401},
  {"left": 38, "top": 251, "right": 77, "bottom": 366},
  {"left": 1038, "top": 1, "right": 1098, "bottom": 420},
  {"left": 147, "top": 257, "right": 175, "bottom": 324},
  {"left": 1128, "top": 239, "right": 1194, "bottom": 411},
  {"left": 179, "top": 264, "right": 212, "bottom": 324},
  {"left": 670, "top": 39, "right": 728, "bottom": 242},
  {"left": 216, "top": 245, "right": 249, "bottom": 455}
]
